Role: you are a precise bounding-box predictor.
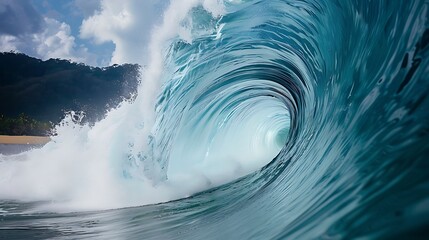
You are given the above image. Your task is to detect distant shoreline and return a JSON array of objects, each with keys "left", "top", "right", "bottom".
[{"left": 0, "top": 135, "right": 50, "bottom": 145}]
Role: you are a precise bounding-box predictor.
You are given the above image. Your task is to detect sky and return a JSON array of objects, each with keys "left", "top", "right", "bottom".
[{"left": 0, "top": 0, "right": 168, "bottom": 66}]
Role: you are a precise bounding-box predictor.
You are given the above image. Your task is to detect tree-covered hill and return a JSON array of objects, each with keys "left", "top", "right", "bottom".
[
  {"left": 0, "top": 52, "right": 140, "bottom": 123},
  {"left": 0, "top": 52, "right": 141, "bottom": 135}
]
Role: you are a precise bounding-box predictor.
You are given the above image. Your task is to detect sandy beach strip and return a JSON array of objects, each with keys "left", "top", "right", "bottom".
[{"left": 0, "top": 135, "right": 51, "bottom": 145}]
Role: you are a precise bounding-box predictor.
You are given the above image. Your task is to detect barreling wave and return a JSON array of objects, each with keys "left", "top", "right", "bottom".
[{"left": 1, "top": 0, "right": 429, "bottom": 239}]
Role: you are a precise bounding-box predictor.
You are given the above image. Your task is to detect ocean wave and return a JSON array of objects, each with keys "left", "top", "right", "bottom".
[{"left": 1, "top": 0, "right": 429, "bottom": 239}]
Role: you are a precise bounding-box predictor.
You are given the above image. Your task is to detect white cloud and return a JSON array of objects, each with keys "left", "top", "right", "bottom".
[
  {"left": 0, "top": 35, "right": 18, "bottom": 52},
  {"left": 80, "top": 0, "right": 167, "bottom": 65},
  {"left": 34, "top": 18, "right": 93, "bottom": 63},
  {"left": 0, "top": 17, "right": 96, "bottom": 65}
]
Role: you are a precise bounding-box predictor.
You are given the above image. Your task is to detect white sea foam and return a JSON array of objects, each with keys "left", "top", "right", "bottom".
[{"left": 0, "top": 0, "right": 290, "bottom": 212}]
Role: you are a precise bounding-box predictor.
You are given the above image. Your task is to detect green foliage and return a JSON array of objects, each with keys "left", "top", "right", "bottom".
[
  {"left": 0, "top": 52, "right": 141, "bottom": 123},
  {"left": 0, "top": 114, "right": 53, "bottom": 136}
]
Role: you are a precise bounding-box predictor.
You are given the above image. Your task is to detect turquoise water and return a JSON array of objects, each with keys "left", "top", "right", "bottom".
[{"left": 1, "top": 0, "right": 429, "bottom": 239}]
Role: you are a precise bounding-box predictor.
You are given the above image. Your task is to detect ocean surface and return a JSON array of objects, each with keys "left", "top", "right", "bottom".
[{"left": 1, "top": 0, "right": 429, "bottom": 239}]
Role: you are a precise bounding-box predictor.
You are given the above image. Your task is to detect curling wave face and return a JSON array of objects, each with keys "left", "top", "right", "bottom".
[{"left": 1, "top": 0, "right": 429, "bottom": 239}]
